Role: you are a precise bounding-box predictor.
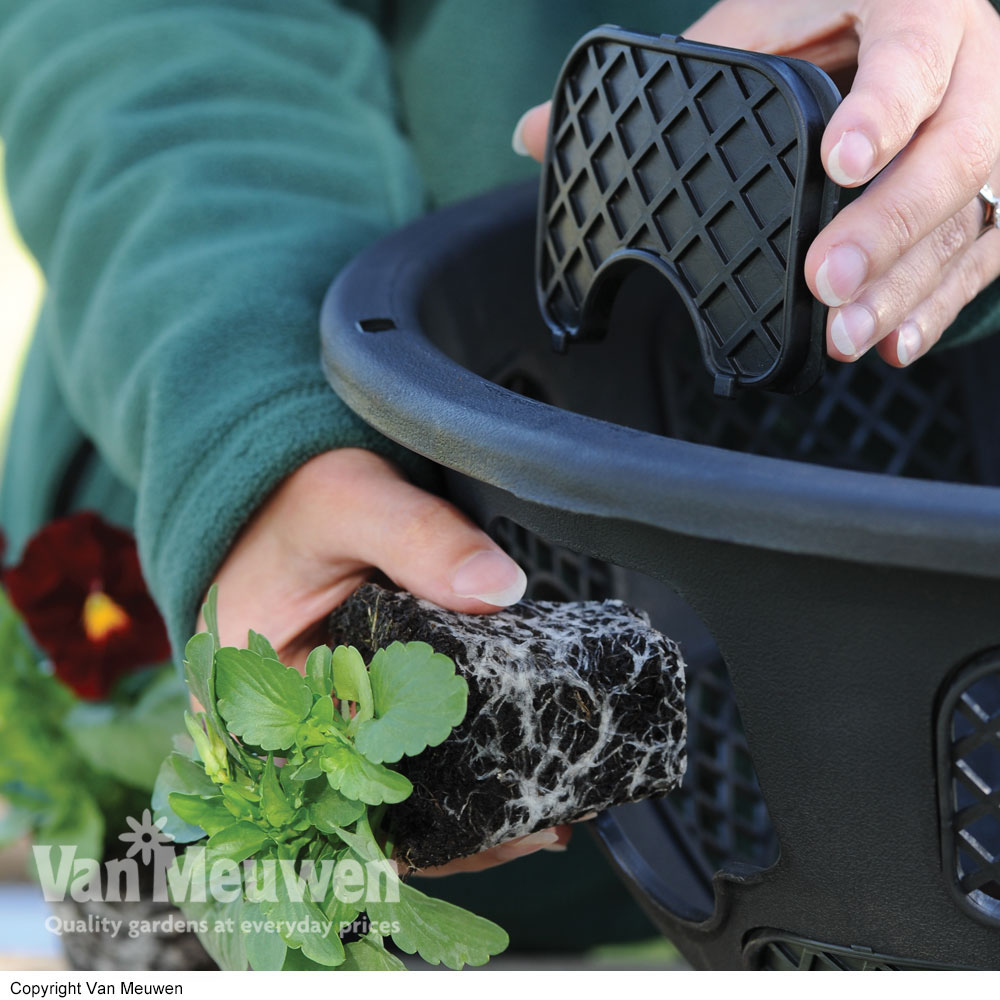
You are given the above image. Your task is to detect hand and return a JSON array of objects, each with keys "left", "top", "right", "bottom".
[
  {"left": 513, "top": 0, "right": 1000, "bottom": 368},
  {"left": 203, "top": 447, "right": 568, "bottom": 873}
]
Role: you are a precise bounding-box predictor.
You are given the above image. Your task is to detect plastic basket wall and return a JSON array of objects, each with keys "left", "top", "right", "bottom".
[
  {"left": 491, "top": 516, "right": 779, "bottom": 882},
  {"left": 663, "top": 328, "right": 982, "bottom": 482},
  {"left": 490, "top": 295, "right": 1000, "bottom": 953},
  {"left": 320, "top": 178, "right": 1000, "bottom": 968}
]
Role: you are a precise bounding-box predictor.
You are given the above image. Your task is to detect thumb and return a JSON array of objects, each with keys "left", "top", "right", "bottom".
[{"left": 349, "top": 471, "right": 527, "bottom": 614}]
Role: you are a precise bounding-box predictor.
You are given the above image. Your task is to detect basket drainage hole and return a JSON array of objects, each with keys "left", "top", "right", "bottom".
[{"left": 357, "top": 317, "right": 397, "bottom": 333}]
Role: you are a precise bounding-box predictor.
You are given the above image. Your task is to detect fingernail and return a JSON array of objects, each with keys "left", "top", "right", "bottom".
[
  {"left": 508, "top": 830, "right": 560, "bottom": 853},
  {"left": 512, "top": 109, "right": 532, "bottom": 156},
  {"left": 897, "top": 321, "right": 923, "bottom": 366},
  {"left": 828, "top": 129, "right": 876, "bottom": 187},
  {"left": 542, "top": 841, "right": 568, "bottom": 853},
  {"left": 451, "top": 550, "right": 527, "bottom": 606},
  {"left": 831, "top": 303, "right": 877, "bottom": 358},
  {"left": 816, "top": 245, "right": 868, "bottom": 307}
]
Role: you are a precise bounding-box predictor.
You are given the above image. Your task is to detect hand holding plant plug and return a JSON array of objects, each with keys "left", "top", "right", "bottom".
[
  {"left": 154, "top": 588, "right": 510, "bottom": 970},
  {"left": 202, "top": 448, "right": 569, "bottom": 873}
]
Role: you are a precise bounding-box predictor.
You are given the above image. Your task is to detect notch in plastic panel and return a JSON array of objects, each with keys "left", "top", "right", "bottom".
[{"left": 535, "top": 27, "right": 841, "bottom": 396}]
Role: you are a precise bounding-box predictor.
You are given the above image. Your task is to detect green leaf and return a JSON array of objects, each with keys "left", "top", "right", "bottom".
[
  {"left": 180, "top": 894, "right": 247, "bottom": 971},
  {"left": 183, "top": 631, "right": 217, "bottom": 713},
  {"left": 355, "top": 642, "right": 467, "bottom": 763},
  {"left": 241, "top": 900, "right": 288, "bottom": 971},
  {"left": 232, "top": 769, "right": 262, "bottom": 797},
  {"left": 305, "top": 645, "right": 333, "bottom": 698},
  {"left": 328, "top": 815, "right": 384, "bottom": 862},
  {"left": 184, "top": 712, "right": 228, "bottom": 781},
  {"left": 281, "top": 949, "right": 326, "bottom": 971},
  {"left": 248, "top": 630, "right": 279, "bottom": 661},
  {"left": 332, "top": 645, "right": 373, "bottom": 722},
  {"left": 321, "top": 743, "right": 412, "bottom": 806},
  {"left": 215, "top": 648, "right": 312, "bottom": 751},
  {"left": 307, "top": 782, "right": 366, "bottom": 832},
  {"left": 206, "top": 821, "right": 273, "bottom": 863},
  {"left": 308, "top": 696, "right": 334, "bottom": 727},
  {"left": 286, "top": 756, "right": 324, "bottom": 782},
  {"left": 323, "top": 891, "right": 362, "bottom": 936},
  {"left": 167, "top": 793, "right": 233, "bottom": 837},
  {"left": 334, "top": 817, "right": 506, "bottom": 968},
  {"left": 260, "top": 757, "right": 296, "bottom": 828},
  {"left": 276, "top": 835, "right": 310, "bottom": 862},
  {"left": 164, "top": 754, "right": 221, "bottom": 800},
  {"left": 369, "top": 879, "right": 508, "bottom": 969},
  {"left": 202, "top": 585, "right": 221, "bottom": 652},
  {"left": 327, "top": 817, "right": 397, "bottom": 903},
  {"left": 341, "top": 934, "right": 406, "bottom": 971},
  {"left": 152, "top": 753, "right": 217, "bottom": 843},
  {"left": 220, "top": 783, "right": 258, "bottom": 821},
  {"left": 263, "top": 886, "right": 345, "bottom": 967},
  {"left": 183, "top": 631, "right": 251, "bottom": 770},
  {"left": 292, "top": 916, "right": 345, "bottom": 967}
]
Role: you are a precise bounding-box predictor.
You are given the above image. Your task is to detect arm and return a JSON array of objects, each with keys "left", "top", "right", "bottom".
[
  {"left": 0, "top": 0, "right": 560, "bottom": 873},
  {"left": 0, "top": 0, "right": 427, "bottom": 655}
]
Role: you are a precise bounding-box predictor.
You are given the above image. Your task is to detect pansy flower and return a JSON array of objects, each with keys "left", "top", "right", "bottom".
[{"left": 2, "top": 511, "right": 170, "bottom": 700}]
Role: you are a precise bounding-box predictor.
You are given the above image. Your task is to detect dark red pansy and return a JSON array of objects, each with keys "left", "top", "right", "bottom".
[{"left": 2, "top": 512, "right": 170, "bottom": 700}]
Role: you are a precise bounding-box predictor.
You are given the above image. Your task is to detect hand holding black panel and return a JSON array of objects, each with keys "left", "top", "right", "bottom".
[{"left": 536, "top": 27, "right": 841, "bottom": 397}]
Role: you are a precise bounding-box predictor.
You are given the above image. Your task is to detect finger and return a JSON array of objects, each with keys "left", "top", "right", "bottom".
[
  {"left": 512, "top": 101, "right": 550, "bottom": 163},
  {"left": 825, "top": 191, "right": 985, "bottom": 361},
  {"left": 821, "top": 2, "right": 966, "bottom": 188},
  {"left": 809, "top": 30, "right": 1000, "bottom": 310},
  {"left": 345, "top": 466, "right": 527, "bottom": 613},
  {"left": 411, "top": 826, "right": 572, "bottom": 877},
  {"left": 683, "top": 0, "right": 854, "bottom": 59},
  {"left": 875, "top": 227, "right": 1000, "bottom": 367}
]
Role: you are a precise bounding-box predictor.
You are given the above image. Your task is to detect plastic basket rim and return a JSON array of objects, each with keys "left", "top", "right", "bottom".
[{"left": 320, "top": 180, "right": 1000, "bottom": 583}]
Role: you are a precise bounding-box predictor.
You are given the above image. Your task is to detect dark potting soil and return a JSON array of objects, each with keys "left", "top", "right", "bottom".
[{"left": 328, "top": 584, "right": 686, "bottom": 869}]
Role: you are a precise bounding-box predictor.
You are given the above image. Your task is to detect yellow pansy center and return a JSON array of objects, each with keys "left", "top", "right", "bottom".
[{"left": 82, "top": 590, "right": 130, "bottom": 642}]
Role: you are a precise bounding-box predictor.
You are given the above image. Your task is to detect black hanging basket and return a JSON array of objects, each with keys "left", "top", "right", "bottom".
[{"left": 320, "top": 180, "right": 1000, "bottom": 971}]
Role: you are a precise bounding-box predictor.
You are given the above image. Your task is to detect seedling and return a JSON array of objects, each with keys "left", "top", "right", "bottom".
[{"left": 153, "top": 588, "right": 507, "bottom": 971}]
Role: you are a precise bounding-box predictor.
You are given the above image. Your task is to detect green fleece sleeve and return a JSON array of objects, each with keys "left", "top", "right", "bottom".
[{"left": 0, "top": 0, "right": 430, "bottom": 656}]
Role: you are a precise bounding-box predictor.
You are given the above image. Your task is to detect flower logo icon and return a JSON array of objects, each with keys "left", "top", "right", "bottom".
[{"left": 119, "top": 809, "right": 174, "bottom": 865}]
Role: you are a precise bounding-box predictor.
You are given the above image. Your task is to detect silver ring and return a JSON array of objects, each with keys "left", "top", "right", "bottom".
[{"left": 978, "top": 183, "right": 1000, "bottom": 239}]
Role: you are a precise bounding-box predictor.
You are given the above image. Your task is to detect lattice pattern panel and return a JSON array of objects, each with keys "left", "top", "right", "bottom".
[
  {"left": 946, "top": 664, "right": 1000, "bottom": 918},
  {"left": 663, "top": 323, "right": 980, "bottom": 483},
  {"left": 747, "top": 935, "right": 948, "bottom": 970},
  {"left": 653, "top": 652, "right": 778, "bottom": 873},
  {"left": 538, "top": 31, "right": 834, "bottom": 394},
  {"left": 490, "top": 518, "right": 618, "bottom": 603},
  {"left": 490, "top": 518, "right": 777, "bottom": 875}
]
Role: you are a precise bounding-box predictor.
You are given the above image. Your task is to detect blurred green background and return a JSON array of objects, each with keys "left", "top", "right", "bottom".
[
  {"left": 0, "top": 141, "right": 50, "bottom": 968},
  {"left": 0, "top": 142, "right": 43, "bottom": 474}
]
